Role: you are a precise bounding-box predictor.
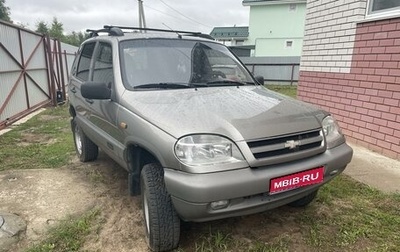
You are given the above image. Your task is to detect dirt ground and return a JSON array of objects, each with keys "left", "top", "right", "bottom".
[
  {"left": 2, "top": 150, "right": 324, "bottom": 252},
  {"left": 1, "top": 154, "right": 149, "bottom": 252},
  {"left": 2, "top": 150, "right": 316, "bottom": 252}
]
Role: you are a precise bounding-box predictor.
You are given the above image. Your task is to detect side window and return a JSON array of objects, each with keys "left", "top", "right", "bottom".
[
  {"left": 93, "top": 43, "right": 113, "bottom": 85},
  {"left": 76, "top": 42, "right": 96, "bottom": 81},
  {"left": 369, "top": 0, "right": 400, "bottom": 13}
]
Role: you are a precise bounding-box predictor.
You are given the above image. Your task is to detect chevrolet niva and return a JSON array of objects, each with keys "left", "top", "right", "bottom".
[{"left": 68, "top": 26, "right": 353, "bottom": 251}]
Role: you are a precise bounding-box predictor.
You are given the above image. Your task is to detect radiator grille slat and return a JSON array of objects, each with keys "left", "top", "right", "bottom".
[{"left": 247, "top": 129, "right": 325, "bottom": 162}]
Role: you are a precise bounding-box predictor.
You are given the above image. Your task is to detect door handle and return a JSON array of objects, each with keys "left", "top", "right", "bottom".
[{"left": 70, "top": 87, "right": 77, "bottom": 93}]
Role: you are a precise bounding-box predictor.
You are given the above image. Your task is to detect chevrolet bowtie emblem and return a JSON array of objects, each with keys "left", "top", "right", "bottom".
[{"left": 284, "top": 140, "right": 300, "bottom": 149}]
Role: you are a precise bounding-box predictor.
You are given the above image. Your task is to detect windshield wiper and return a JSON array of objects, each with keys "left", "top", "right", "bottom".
[
  {"left": 206, "top": 80, "right": 247, "bottom": 86},
  {"left": 134, "top": 83, "right": 191, "bottom": 89},
  {"left": 190, "top": 83, "right": 209, "bottom": 87},
  {"left": 133, "top": 81, "right": 248, "bottom": 90}
]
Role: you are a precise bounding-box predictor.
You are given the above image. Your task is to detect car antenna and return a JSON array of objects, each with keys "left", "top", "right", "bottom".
[{"left": 162, "top": 23, "right": 182, "bottom": 39}]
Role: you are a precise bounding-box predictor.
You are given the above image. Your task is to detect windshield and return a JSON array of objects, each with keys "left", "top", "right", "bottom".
[{"left": 119, "top": 39, "right": 254, "bottom": 89}]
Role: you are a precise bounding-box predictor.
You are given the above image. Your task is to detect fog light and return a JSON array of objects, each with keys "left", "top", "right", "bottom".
[{"left": 210, "top": 200, "right": 229, "bottom": 210}]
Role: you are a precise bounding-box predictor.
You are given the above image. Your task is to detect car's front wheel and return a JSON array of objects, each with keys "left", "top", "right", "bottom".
[
  {"left": 288, "top": 189, "right": 319, "bottom": 207},
  {"left": 140, "top": 163, "right": 180, "bottom": 251},
  {"left": 71, "top": 119, "right": 99, "bottom": 162}
]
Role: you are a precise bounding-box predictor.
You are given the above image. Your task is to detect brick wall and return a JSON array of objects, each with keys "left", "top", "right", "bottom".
[
  {"left": 298, "top": 18, "right": 400, "bottom": 159},
  {"left": 301, "top": 0, "right": 366, "bottom": 73}
]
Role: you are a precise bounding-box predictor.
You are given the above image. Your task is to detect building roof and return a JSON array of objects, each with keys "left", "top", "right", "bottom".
[
  {"left": 242, "top": 0, "right": 306, "bottom": 6},
  {"left": 209, "top": 26, "right": 249, "bottom": 39}
]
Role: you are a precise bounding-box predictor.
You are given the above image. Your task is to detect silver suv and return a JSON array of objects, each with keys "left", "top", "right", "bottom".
[{"left": 68, "top": 26, "right": 353, "bottom": 251}]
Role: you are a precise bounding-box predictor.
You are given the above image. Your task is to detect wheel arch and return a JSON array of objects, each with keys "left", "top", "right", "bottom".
[
  {"left": 69, "top": 105, "right": 76, "bottom": 118},
  {"left": 125, "top": 143, "right": 161, "bottom": 196}
]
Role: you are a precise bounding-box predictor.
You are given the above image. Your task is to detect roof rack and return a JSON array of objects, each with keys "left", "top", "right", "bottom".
[
  {"left": 102, "top": 25, "right": 214, "bottom": 40},
  {"left": 86, "top": 27, "right": 124, "bottom": 37}
]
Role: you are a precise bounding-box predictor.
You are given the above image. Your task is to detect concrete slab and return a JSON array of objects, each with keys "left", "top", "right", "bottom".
[
  {"left": 0, "top": 108, "right": 46, "bottom": 136},
  {"left": 0, "top": 167, "right": 101, "bottom": 252},
  {"left": 0, "top": 212, "right": 27, "bottom": 252},
  {"left": 345, "top": 144, "right": 400, "bottom": 194}
]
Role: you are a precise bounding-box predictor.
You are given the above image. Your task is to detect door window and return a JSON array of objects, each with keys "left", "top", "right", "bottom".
[
  {"left": 76, "top": 43, "right": 96, "bottom": 81},
  {"left": 93, "top": 43, "right": 113, "bottom": 85}
]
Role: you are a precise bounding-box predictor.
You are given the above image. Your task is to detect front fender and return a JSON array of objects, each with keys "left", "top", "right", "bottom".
[{"left": 118, "top": 106, "right": 181, "bottom": 169}]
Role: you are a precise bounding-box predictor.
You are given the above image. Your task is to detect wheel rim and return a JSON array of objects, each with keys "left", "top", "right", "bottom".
[
  {"left": 74, "top": 126, "right": 83, "bottom": 155},
  {"left": 143, "top": 193, "right": 150, "bottom": 235}
]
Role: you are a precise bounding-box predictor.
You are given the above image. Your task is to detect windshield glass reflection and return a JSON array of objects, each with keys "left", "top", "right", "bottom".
[{"left": 120, "top": 39, "right": 253, "bottom": 89}]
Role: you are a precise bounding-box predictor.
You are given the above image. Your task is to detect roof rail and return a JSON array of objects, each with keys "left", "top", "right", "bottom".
[
  {"left": 86, "top": 27, "right": 124, "bottom": 37},
  {"left": 103, "top": 25, "right": 214, "bottom": 40}
]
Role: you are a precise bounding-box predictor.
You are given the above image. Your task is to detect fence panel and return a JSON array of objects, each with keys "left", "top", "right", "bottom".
[
  {"left": 0, "top": 21, "right": 78, "bottom": 130},
  {"left": 0, "top": 21, "right": 50, "bottom": 129},
  {"left": 240, "top": 56, "right": 300, "bottom": 85},
  {"left": 60, "top": 42, "right": 78, "bottom": 92}
]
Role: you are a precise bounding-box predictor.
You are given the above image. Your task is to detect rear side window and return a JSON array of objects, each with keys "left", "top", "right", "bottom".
[
  {"left": 93, "top": 43, "right": 113, "bottom": 85},
  {"left": 76, "top": 43, "right": 95, "bottom": 81}
]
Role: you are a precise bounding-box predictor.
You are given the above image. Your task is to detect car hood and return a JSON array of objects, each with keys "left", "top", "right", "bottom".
[{"left": 120, "top": 86, "right": 325, "bottom": 141}]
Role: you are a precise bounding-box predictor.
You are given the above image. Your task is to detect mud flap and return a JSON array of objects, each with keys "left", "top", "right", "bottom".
[
  {"left": 128, "top": 148, "right": 142, "bottom": 196},
  {"left": 129, "top": 171, "right": 141, "bottom": 196}
]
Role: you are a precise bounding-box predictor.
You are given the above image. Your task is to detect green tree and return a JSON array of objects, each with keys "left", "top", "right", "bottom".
[
  {"left": 35, "top": 17, "right": 87, "bottom": 46},
  {"left": 0, "top": 0, "right": 11, "bottom": 22},
  {"left": 36, "top": 20, "right": 49, "bottom": 34},
  {"left": 77, "top": 31, "right": 88, "bottom": 45},
  {"left": 49, "top": 17, "right": 64, "bottom": 40},
  {"left": 64, "top": 31, "right": 88, "bottom": 46}
]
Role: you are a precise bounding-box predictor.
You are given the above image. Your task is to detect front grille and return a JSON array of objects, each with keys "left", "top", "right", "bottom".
[{"left": 247, "top": 129, "right": 324, "bottom": 161}]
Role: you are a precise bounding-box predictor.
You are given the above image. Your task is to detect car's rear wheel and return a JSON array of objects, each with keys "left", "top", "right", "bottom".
[
  {"left": 288, "top": 189, "right": 318, "bottom": 207},
  {"left": 71, "top": 119, "right": 98, "bottom": 162},
  {"left": 140, "top": 163, "right": 180, "bottom": 251}
]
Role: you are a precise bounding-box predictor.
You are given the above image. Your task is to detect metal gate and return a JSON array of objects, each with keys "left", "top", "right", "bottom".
[{"left": 0, "top": 20, "right": 77, "bottom": 130}]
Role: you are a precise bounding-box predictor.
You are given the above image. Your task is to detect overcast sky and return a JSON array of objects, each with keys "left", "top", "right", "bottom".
[{"left": 7, "top": 0, "right": 249, "bottom": 34}]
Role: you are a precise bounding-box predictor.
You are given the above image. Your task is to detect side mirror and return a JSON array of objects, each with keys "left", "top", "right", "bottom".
[
  {"left": 255, "top": 76, "right": 265, "bottom": 85},
  {"left": 81, "top": 81, "right": 111, "bottom": 100}
]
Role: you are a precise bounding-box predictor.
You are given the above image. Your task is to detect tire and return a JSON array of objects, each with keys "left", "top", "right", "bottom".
[
  {"left": 288, "top": 189, "right": 318, "bottom": 207},
  {"left": 71, "top": 119, "right": 99, "bottom": 162},
  {"left": 141, "top": 163, "right": 180, "bottom": 251}
]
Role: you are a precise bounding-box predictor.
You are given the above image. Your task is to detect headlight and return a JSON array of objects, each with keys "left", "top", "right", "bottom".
[
  {"left": 175, "top": 135, "right": 244, "bottom": 166},
  {"left": 322, "top": 116, "right": 345, "bottom": 149}
]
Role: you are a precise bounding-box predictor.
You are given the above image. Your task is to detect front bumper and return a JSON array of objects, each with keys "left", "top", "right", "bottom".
[{"left": 164, "top": 143, "right": 353, "bottom": 222}]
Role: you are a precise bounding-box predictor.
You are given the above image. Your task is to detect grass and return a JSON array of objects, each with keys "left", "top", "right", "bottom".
[
  {"left": 266, "top": 84, "right": 297, "bottom": 98},
  {"left": 0, "top": 105, "right": 74, "bottom": 171},
  {"left": 25, "top": 209, "right": 101, "bottom": 252},
  {"left": 180, "top": 229, "right": 291, "bottom": 252},
  {"left": 2, "top": 86, "right": 400, "bottom": 252},
  {"left": 299, "top": 176, "right": 400, "bottom": 251},
  {"left": 176, "top": 175, "right": 400, "bottom": 252}
]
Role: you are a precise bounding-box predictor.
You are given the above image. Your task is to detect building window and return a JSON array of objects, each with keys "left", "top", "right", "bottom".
[
  {"left": 367, "top": 0, "right": 400, "bottom": 17},
  {"left": 285, "top": 40, "right": 293, "bottom": 48},
  {"left": 236, "top": 40, "right": 244, "bottom": 46},
  {"left": 289, "top": 4, "right": 297, "bottom": 12}
]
